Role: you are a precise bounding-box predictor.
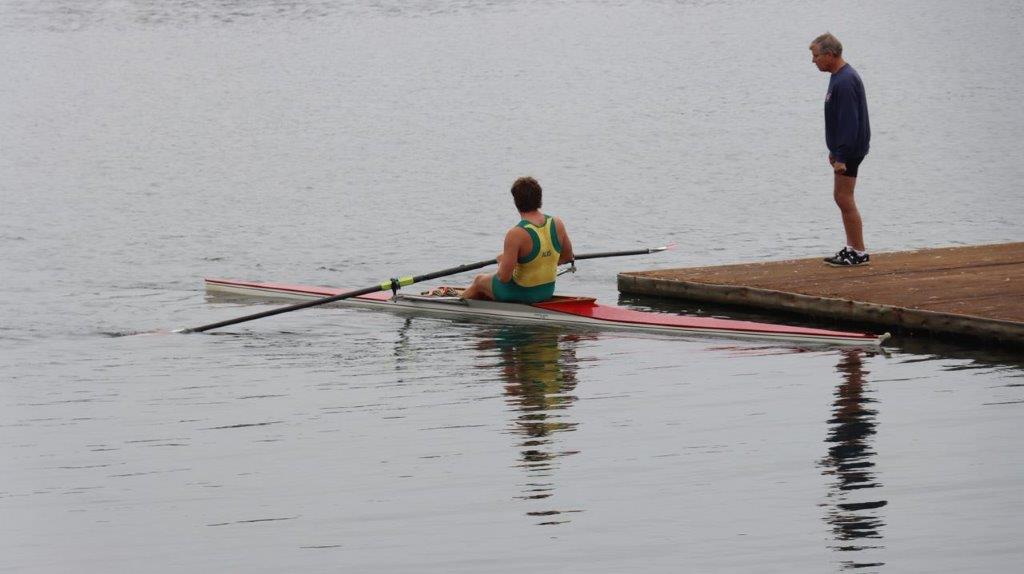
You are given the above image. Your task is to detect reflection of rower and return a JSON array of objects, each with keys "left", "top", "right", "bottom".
[
  {"left": 497, "top": 326, "right": 578, "bottom": 441},
  {"left": 821, "top": 349, "right": 887, "bottom": 569},
  {"left": 477, "top": 325, "right": 589, "bottom": 525}
]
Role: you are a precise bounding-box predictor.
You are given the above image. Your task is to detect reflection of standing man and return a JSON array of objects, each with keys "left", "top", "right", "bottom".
[
  {"left": 821, "top": 349, "right": 887, "bottom": 567},
  {"left": 810, "top": 33, "right": 872, "bottom": 267}
]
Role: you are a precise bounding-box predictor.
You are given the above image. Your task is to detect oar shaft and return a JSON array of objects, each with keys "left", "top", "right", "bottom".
[
  {"left": 574, "top": 245, "right": 669, "bottom": 260},
  {"left": 179, "top": 258, "right": 497, "bottom": 334},
  {"left": 178, "top": 285, "right": 378, "bottom": 333},
  {"left": 409, "top": 258, "right": 498, "bottom": 283}
]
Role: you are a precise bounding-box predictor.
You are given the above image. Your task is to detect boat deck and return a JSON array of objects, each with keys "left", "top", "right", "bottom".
[{"left": 617, "top": 242, "right": 1024, "bottom": 346}]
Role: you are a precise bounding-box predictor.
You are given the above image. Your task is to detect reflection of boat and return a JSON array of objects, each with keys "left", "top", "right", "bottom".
[{"left": 204, "top": 278, "right": 890, "bottom": 346}]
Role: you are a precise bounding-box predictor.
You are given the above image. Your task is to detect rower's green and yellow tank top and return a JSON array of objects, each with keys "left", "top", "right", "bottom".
[{"left": 492, "top": 215, "right": 563, "bottom": 303}]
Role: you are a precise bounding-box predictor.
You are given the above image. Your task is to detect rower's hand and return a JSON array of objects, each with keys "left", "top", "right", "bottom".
[{"left": 832, "top": 161, "right": 847, "bottom": 174}]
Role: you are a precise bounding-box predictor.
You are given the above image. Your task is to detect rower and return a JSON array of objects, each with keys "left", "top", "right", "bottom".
[{"left": 459, "top": 177, "right": 574, "bottom": 303}]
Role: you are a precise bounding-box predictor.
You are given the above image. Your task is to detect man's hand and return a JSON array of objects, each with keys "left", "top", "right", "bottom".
[{"left": 832, "top": 161, "right": 847, "bottom": 174}]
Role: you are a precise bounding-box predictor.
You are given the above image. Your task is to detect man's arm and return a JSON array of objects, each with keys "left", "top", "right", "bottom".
[
  {"left": 832, "top": 81, "right": 862, "bottom": 165},
  {"left": 496, "top": 228, "right": 524, "bottom": 283},
  {"left": 555, "top": 217, "right": 574, "bottom": 264}
]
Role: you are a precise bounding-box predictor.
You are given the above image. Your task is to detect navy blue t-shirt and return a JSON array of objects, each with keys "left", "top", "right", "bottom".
[{"left": 825, "top": 64, "right": 871, "bottom": 162}]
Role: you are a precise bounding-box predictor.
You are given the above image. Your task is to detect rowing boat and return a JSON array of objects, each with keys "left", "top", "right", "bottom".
[{"left": 204, "top": 278, "right": 889, "bottom": 346}]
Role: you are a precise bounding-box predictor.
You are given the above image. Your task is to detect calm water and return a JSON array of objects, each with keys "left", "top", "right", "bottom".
[{"left": 2, "top": 1, "right": 1023, "bottom": 572}]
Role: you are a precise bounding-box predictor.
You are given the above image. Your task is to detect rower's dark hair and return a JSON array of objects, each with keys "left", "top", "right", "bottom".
[{"left": 511, "top": 176, "right": 542, "bottom": 212}]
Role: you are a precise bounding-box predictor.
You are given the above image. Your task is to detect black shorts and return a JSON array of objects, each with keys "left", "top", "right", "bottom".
[{"left": 831, "top": 155, "right": 865, "bottom": 178}]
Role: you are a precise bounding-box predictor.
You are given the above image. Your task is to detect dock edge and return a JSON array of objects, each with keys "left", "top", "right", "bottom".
[{"left": 618, "top": 273, "right": 1024, "bottom": 347}]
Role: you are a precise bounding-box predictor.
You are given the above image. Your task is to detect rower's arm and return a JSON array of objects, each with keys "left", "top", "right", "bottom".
[
  {"left": 556, "top": 217, "right": 574, "bottom": 264},
  {"left": 496, "top": 228, "right": 522, "bottom": 283}
]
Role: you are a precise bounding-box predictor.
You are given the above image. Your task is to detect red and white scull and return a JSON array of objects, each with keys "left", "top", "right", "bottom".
[{"left": 204, "top": 278, "right": 889, "bottom": 346}]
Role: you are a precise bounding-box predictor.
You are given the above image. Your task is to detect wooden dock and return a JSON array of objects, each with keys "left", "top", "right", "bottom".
[{"left": 618, "top": 242, "right": 1024, "bottom": 347}]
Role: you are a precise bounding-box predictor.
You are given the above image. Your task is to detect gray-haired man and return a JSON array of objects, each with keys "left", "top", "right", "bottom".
[{"left": 811, "top": 33, "right": 872, "bottom": 267}]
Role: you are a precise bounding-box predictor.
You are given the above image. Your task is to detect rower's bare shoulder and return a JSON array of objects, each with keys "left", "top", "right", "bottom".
[
  {"left": 506, "top": 225, "right": 530, "bottom": 239},
  {"left": 503, "top": 226, "right": 529, "bottom": 249}
]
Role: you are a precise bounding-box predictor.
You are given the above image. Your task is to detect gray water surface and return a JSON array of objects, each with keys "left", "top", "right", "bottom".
[{"left": 2, "top": 1, "right": 1023, "bottom": 572}]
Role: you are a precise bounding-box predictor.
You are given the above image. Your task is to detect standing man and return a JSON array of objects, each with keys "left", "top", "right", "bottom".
[
  {"left": 811, "top": 33, "right": 872, "bottom": 266},
  {"left": 460, "top": 176, "right": 574, "bottom": 302}
]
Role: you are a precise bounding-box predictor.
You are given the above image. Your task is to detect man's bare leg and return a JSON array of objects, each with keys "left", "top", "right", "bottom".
[
  {"left": 460, "top": 273, "right": 495, "bottom": 300},
  {"left": 833, "top": 173, "right": 865, "bottom": 252}
]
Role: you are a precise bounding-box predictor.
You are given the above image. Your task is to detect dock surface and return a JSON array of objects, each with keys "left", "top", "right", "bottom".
[{"left": 618, "top": 242, "right": 1024, "bottom": 346}]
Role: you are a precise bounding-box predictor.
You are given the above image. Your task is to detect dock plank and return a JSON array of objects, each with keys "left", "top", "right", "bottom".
[{"left": 618, "top": 242, "right": 1024, "bottom": 346}]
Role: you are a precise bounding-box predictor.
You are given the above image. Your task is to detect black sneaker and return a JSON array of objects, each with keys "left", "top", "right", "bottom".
[
  {"left": 823, "top": 247, "right": 852, "bottom": 262},
  {"left": 824, "top": 248, "right": 870, "bottom": 267}
]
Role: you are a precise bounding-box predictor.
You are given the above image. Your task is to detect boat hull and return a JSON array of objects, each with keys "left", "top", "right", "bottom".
[{"left": 203, "top": 278, "right": 889, "bottom": 346}]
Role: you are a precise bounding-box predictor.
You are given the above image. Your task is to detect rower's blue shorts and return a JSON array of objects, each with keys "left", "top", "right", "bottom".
[{"left": 491, "top": 276, "right": 555, "bottom": 303}]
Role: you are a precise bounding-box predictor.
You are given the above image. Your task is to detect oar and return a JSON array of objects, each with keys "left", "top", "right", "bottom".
[
  {"left": 176, "top": 259, "right": 495, "bottom": 334},
  {"left": 572, "top": 244, "right": 673, "bottom": 261},
  {"left": 560, "top": 244, "right": 675, "bottom": 275},
  {"left": 176, "top": 244, "right": 672, "bottom": 334}
]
